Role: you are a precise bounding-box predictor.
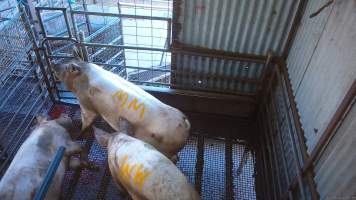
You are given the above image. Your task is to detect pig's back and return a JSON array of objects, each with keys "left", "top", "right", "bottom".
[
  {"left": 0, "top": 129, "right": 64, "bottom": 200},
  {"left": 111, "top": 135, "right": 199, "bottom": 200}
]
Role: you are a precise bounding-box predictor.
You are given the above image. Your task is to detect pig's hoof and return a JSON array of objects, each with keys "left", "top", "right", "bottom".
[{"left": 82, "top": 162, "right": 100, "bottom": 171}]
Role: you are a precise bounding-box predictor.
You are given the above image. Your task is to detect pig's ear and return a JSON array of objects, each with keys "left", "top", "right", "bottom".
[
  {"left": 68, "top": 63, "right": 81, "bottom": 76},
  {"left": 72, "top": 46, "right": 84, "bottom": 61},
  {"left": 93, "top": 126, "right": 112, "bottom": 147},
  {"left": 36, "top": 114, "right": 48, "bottom": 124}
]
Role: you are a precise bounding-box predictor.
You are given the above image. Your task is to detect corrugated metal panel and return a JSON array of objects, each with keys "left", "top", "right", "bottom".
[
  {"left": 286, "top": 0, "right": 332, "bottom": 93},
  {"left": 314, "top": 102, "right": 356, "bottom": 199},
  {"left": 178, "top": 0, "right": 299, "bottom": 55},
  {"left": 173, "top": 0, "right": 300, "bottom": 94},
  {"left": 175, "top": 54, "right": 262, "bottom": 94},
  {"left": 286, "top": 0, "right": 356, "bottom": 152}
]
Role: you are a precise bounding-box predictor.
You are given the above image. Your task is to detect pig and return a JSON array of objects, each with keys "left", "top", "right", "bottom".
[
  {"left": 53, "top": 47, "right": 191, "bottom": 161},
  {"left": 0, "top": 115, "right": 90, "bottom": 200},
  {"left": 94, "top": 126, "right": 200, "bottom": 200}
]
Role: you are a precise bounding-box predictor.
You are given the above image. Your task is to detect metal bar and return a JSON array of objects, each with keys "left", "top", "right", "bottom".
[
  {"left": 195, "top": 134, "right": 204, "bottom": 195},
  {"left": 171, "top": 43, "right": 267, "bottom": 64},
  {"left": 273, "top": 69, "right": 307, "bottom": 199},
  {"left": 71, "top": 10, "right": 171, "bottom": 21},
  {"left": 258, "top": 116, "right": 279, "bottom": 200},
  {"left": 258, "top": 128, "right": 274, "bottom": 200},
  {"left": 82, "top": 0, "right": 92, "bottom": 35},
  {"left": 267, "top": 93, "right": 295, "bottom": 200},
  {"left": 303, "top": 79, "right": 356, "bottom": 172},
  {"left": 62, "top": 9, "right": 73, "bottom": 38},
  {"left": 35, "top": 7, "right": 47, "bottom": 38},
  {"left": 275, "top": 59, "right": 319, "bottom": 199},
  {"left": 260, "top": 107, "right": 283, "bottom": 199},
  {"left": 34, "top": 146, "right": 66, "bottom": 200},
  {"left": 67, "top": 2, "right": 79, "bottom": 39},
  {"left": 79, "top": 32, "right": 89, "bottom": 61},
  {"left": 225, "top": 139, "right": 233, "bottom": 200},
  {"left": 42, "top": 45, "right": 61, "bottom": 100},
  {"left": 79, "top": 42, "right": 168, "bottom": 52},
  {"left": 35, "top": 7, "right": 67, "bottom": 11}
]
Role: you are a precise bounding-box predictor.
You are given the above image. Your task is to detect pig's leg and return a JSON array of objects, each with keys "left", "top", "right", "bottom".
[
  {"left": 68, "top": 157, "right": 99, "bottom": 171},
  {"left": 65, "top": 141, "right": 99, "bottom": 171},
  {"left": 78, "top": 106, "right": 98, "bottom": 139}
]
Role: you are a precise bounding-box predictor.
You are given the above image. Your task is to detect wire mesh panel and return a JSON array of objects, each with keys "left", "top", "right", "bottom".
[{"left": 0, "top": 9, "right": 52, "bottom": 175}]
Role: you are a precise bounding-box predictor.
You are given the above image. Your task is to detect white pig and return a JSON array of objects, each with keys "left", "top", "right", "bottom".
[
  {"left": 53, "top": 47, "right": 191, "bottom": 161},
  {"left": 94, "top": 126, "right": 200, "bottom": 200},
  {"left": 0, "top": 116, "right": 89, "bottom": 200}
]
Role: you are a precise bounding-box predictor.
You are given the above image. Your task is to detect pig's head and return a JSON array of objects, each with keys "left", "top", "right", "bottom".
[
  {"left": 52, "top": 47, "right": 89, "bottom": 92},
  {"left": 36, "top": 114, "right": 77, "bottom": 139}
]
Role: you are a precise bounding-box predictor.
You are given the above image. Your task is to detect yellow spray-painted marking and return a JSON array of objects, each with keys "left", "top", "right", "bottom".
[
  {"left": 112, "top": 90, "right": 146, "bottom": 119},
  {"left": 112, "top": 91, "right": 129, "bottom": 112},
  {"left": 127, "top": 98, "right": 145, "bottom": 119},
  {"left": 119, "top": 155, "right": 152, "bottom": 191}
]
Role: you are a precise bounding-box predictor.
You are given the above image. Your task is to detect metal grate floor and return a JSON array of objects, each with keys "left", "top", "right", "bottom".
[{"left": 52, "top": 105, "right": 256, "bottom": 200}]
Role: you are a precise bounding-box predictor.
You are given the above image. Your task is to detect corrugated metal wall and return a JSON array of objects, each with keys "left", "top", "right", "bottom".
[
  {"left": 314, "top": 102, "right": 356, "bottom": 200},
  {"left": 286, "top": 0, "right": 356, "bottom": 199},
  {"left": 172, "top": 0, "right": 300, "bottom": 95},
  {"left": 286, "top": 0, "right": 356, "bottom": 152},
  {"left": 177, "top": 0, "right": 299, "bottom": 55}
]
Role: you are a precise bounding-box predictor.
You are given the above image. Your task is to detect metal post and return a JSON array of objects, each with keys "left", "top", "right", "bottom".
[
  {"left": 79, "top": 31, "right": 89, "bottom": 62},
  {"left": 19, "top": 5, "right": 55, "bottom": 102}
]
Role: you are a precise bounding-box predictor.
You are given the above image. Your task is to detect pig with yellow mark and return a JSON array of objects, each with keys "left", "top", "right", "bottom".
[
  {"left": 94, "top": 126, "right": 200, "bottom": 200},
  {"left": 53, "top": 47, "right": 191, "bottom": 162}
]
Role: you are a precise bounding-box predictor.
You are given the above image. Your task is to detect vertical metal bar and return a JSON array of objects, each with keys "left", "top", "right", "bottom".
[
  {"left": 19, "top": 5, "right": 55, "bottom": 102},
  {"left": 276, "top": 64, "right": 318, "bottom": 199},
  {"left": 62, "top": 9, "right": 73, "bottom": 38},
  {"left": 42, "top": 45, "right": 61, "bottom": 100},
  {"left": 117, "top": 2, "right": 127, "bottom": 79},
  {"left": 195, "top": 134, "right": 204, "bottom": 195},
  {"left": 82, "top": 0, "right": 92, "bottom": 35},
  {"left": 34, "top": 146, "right": 66, "bottom": 200},
  {"left": 68, "top": 2, "right": 79, "bottom": 39},
  {"left": 79, "top": 31, "right": 89, "bottom": 61},
  {"left": 258, "top": 116, "right": 278, "bottom": 200},
  {"left": 225, "top": 138, "right": 233, "bottom": 200},
  {"left": 35, "top": 7, "right": 47, "bottom": 38},
  {"left": 267, "top": 92, "right": 295, "bottom": 200},
  {"left": 258, "top": 129, "right": 274, "bottom": 200},
  {"left": 260, "top": 107, "right": 283, "bottom": 199}
]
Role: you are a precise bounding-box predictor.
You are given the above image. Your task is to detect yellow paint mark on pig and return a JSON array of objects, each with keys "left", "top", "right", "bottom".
[
  {"left": 112, "top": 90, "right": 146, "bottom": 119},
  {"left": 119, "top": 155, "right": 152, "bottom": 191},
  {"left": 127, "top": 98, "right": 145, "bottom": 119}
]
